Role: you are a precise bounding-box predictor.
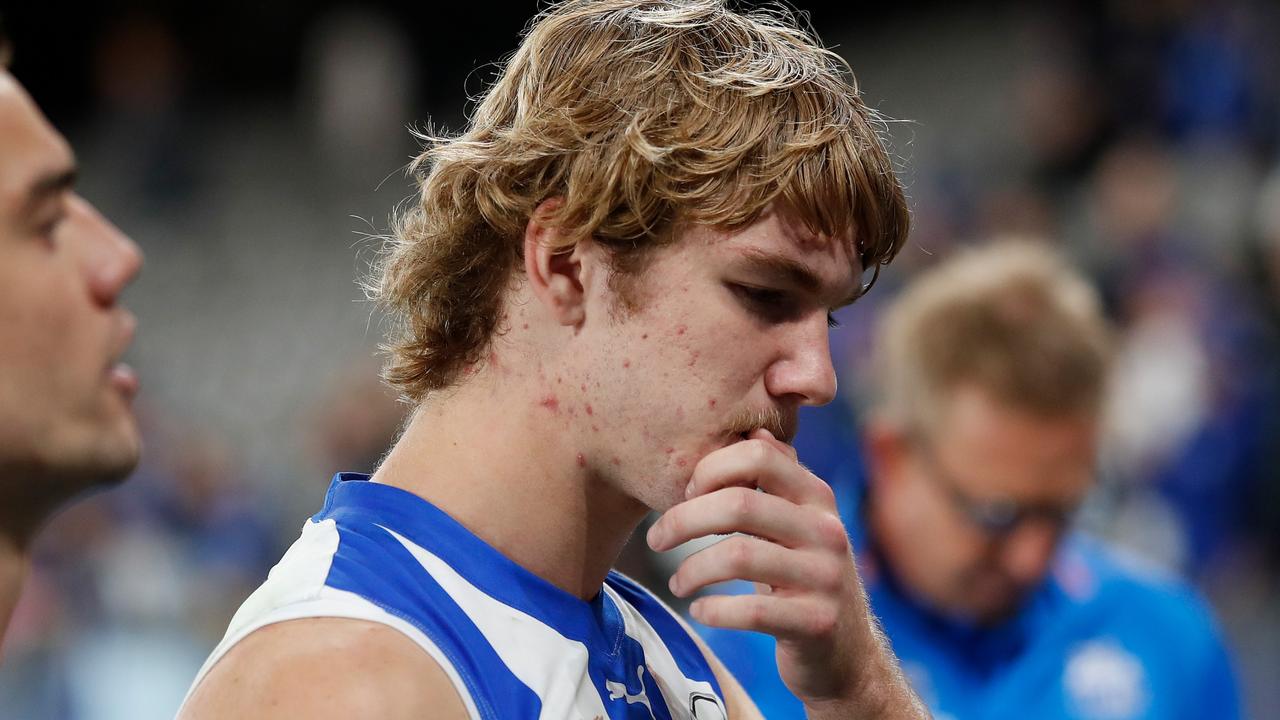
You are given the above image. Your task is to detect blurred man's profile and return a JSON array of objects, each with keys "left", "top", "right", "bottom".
[
  {"left": 704, "top": 240, "right": 1241, "bottom": 719},
  {"left": 0, "top": 25, "right": 144, "bottom": 649}
]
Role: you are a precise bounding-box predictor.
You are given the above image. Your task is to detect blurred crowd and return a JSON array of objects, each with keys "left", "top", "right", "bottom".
[{"left": 2, "top": 1, "right": 1278, "bottom": 718}]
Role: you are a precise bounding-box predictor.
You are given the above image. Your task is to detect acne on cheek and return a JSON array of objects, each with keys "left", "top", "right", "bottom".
[{"left": 538, "top": 394, "right": 560, "bottom": 413}]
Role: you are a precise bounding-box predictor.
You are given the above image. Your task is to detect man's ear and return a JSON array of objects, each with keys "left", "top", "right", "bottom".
[
  {"left": 524, "top": 198, "right": 590, "bottom": 327},
  {"left": 862, "top": 417, "right": 912, "bottom": 491}
]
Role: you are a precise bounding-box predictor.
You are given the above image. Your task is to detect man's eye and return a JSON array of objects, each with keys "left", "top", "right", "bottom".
[
  {"left": 731, "top": 285, "right": 794, "bottom": 320},
  {"left": 39, "top": 219, "right": 65, "bottom": 246}
]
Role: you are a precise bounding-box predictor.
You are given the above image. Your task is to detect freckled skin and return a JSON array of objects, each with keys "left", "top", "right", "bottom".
[{"left": 554, "top": 209, "right": 852, "bottom": 511}]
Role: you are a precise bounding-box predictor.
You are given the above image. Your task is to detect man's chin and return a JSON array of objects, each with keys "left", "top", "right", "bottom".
[
  {"left": 968, "top": 588, "right": 1033, "bottom": 627},
  {"left": 59, "top": 424, "right": 143, "bottom": 490}
]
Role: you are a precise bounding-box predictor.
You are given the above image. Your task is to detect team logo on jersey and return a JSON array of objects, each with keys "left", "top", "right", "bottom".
[{"left": 1063, "top": 640, "right": 1149, "bottom": 719}]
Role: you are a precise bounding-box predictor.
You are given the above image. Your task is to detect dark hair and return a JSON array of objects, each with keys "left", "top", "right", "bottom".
[{"left": 0, "top": 15, "right": 11, "bottom": 68}]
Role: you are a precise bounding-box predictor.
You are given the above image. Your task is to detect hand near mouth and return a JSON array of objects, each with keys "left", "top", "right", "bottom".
[{"left": 647, "top": 429, "right": 928, "bottom": 719}]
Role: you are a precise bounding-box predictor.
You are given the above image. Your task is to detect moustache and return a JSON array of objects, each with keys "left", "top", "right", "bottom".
[{"left": 723, "top": 406, "right": 797, "bottom": 444}]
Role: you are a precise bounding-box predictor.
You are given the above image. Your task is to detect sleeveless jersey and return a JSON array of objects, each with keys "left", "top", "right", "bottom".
[{"left": 182, "top": 473, "right": 727, "bottom": 720}]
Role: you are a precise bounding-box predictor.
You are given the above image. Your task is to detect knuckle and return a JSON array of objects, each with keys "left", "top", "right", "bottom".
[
  {"left": 814, "top": 558, "right": 845, "bottom": 593},
  {"left": 728, "top": 487, "right": 755, "bottom": 522},
  {"left": 726, "top": 536, "right": 754, "bottom": 572},
  {"left": 815, "top": 514, "right": 850, "bottom": 550},
  {"left": 807, "top": 605, "right": 839, "bottom": 637},
  {"left": 815, "top": 480, "right": 836, "bottom": 506},
  {"left": 747, "top": 598, "right": 768, "bottom": 627}
]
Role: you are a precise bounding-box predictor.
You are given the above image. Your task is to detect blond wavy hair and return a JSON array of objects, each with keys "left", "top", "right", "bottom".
[
  {"left": 874, "top": 240, "right": 1113, "bottom": 435},
  {"left": 370, "top": 0, "right": 910, "bottom": 402}
]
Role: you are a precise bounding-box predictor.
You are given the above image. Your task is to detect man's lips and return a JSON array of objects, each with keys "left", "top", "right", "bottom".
[
  {"left": 109, "top": 363, "right": 139, "bottom": 400},
  {"left": 107, "top": 311, "right": 139, "bottom": 399}
]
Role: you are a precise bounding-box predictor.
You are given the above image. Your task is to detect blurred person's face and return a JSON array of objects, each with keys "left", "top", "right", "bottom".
[
  {"left": 865, "top": 384, "right": 1096, "bottom": 625},
  {"left": 545, "top": 205, "right": 854, "bottom": 512},
  {"left": 0, "top": 70, "right": 143, "bottom": 519}
]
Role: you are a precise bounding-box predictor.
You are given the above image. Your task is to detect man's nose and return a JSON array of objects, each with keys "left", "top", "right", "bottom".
[
  {"left": 764, "top": 314, "right": 838, "bottom": 407},
  {"left": 1001, "top": 519, "right": 1060, "bottom": 586},
  {"left": 72, "top": 196, "right": 143, "bottom": 306}
]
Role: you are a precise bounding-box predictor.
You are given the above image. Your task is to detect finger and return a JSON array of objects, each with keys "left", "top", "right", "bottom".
[
  {"left": 686, "top": 438, "right": 834, "bottom": 508},
  {"left": 749, "top": 427, "right": 798, "bottom": 461},
  {"left": 647, "top": 486, "right": 834, "bottom": 552},
  {"left": 689, "top": 593, "right": 839, "bottom": 642},
  {"left": 668, "top": 535, "right": 835, "bottom": 598}
]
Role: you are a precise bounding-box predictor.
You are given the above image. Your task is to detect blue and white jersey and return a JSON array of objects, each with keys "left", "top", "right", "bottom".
[
  {"left": 699, "top": 473, "right": 1241, "bottom": 720},
  {"left": 184, "top": 473, "right": 727, "bottom": 720}
]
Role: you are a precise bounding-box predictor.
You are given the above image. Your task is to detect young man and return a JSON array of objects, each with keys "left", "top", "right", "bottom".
[
  {"left": 703, "top": 242, "right": 1241, "bottom": 718},
  {"left": 0, "top": 29, "right": 144, "bottom": 648},
  {"left": 180, "top": 1, "right": 927, "bottom": 718}
]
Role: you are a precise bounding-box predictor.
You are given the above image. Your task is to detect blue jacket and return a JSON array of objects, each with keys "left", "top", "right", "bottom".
[{"left": 697, "top": 481, "right": 1241, "bottom": 720}]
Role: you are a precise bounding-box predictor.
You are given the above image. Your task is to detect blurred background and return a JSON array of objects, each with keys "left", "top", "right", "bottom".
[{"left": 2, "top": 1, "right": 1279, "bottom": 717}]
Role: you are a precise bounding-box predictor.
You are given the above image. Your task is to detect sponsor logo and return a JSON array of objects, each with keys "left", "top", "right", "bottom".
[
  {"left": 607, "top": 665, "right": 657, "bottom": 719},
  {"left": 689, "top": 692, "right": 726, "bottom": 720},
  {"left": 1064, "top": 640, "right": 1149, "bottom": 719}
]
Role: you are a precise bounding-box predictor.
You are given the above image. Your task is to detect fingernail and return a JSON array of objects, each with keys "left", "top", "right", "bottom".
[
  {"left": 689, "top": 598, "right": 703, "bottom": 619},
  {"left": 668, "top": 574, "right": 681, "bottom": 596},
  {"left": 685, "top": 481, "right": 695, "bottom": 498},
  {"left": 647, "top": 523, "right": 663, "bottom": 550}
]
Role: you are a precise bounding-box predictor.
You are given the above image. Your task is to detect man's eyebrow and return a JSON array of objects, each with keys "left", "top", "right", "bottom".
[
  {"left": 22, "top": 166, "right": 78, "bottom": 211},
  {"left": 737, "top": 247, "right": 863, "bottom": 307}
]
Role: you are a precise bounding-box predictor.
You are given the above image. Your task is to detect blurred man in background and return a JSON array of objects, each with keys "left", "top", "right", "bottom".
[
  {"left": 0, "top": 26, "right": 144, "bottom": 649},
  {"left": 703, "top": 241, "right": 1241, "bottom": 719},
  {"left": 178, "top": 1, "right": 927, "bottom": 717}
]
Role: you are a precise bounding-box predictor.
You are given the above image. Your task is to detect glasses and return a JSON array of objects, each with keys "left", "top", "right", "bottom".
[{"left": 911, "top": 440, "right": 1080, "bottom": 537}]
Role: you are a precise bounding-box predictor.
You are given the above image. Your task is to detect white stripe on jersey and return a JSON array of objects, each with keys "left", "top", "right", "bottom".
[
  {"left": 382, "top": 527, "right": 610, "bottom": 719},
  {"left": 178, "top": 519, "right": 481, "bottom": 720}
]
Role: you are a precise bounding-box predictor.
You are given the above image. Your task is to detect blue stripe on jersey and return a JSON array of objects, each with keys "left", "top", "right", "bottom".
[
  {"left": 607, "top": 572, "right": 725, "bottom": 702},
  {"left": 313, "top": 474, "right": 721, "bottom": 718},
  {"left": 315, "top": 474, "right": 609, "bottom": 641},
  {"left": 322, "top": 516, "right": 541, "bottom": 719}
]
